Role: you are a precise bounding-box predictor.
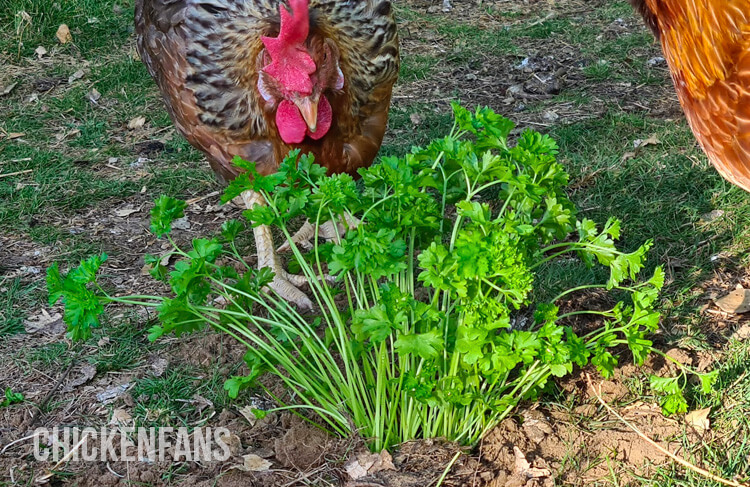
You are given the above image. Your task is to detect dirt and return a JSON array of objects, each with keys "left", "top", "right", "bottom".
[{"left": 0, "top": 343, "right": 706, "bottom": 487}]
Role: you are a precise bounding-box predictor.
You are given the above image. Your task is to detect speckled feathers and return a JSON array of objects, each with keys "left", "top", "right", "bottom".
[{"left": 135, "top": 0, "right": 399, "bottom": 182}]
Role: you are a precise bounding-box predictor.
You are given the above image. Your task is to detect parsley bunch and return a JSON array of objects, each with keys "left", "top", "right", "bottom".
[{"left": 47, "top": 104, "right": 714, "bottom": 450}]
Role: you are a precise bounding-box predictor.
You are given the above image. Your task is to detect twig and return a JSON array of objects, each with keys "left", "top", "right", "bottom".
[
  {"left": 106, "top": 462, "right": 124, "bottom": 478},
  {"left": 585, "top": 373, "right": 749, "bottom": 487},
  {"left": 0, "top": 431, "right": 43, "bottom": 455},
  {"left": 279, "top": 465, "right": 326, "bottom": 487},
  {"left": 0, "top": 169, "right": 32, "bottom": 179},
  {"left": 35, "top": 430, "right": 94, "bottom": 484},
  {"left": 528, "top": 12, "right": 556, "bottom": 27},
  {"left": 21, "top": 363, "right": 74, "bottom": 432},
  {"left": 434, "top": 451, "right": 462, "bottom": 487},
  {"left": 186, "top": 190, "right": 221, "bottom": 206}
]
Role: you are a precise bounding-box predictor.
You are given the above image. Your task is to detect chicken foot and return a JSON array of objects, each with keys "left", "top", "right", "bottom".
[
  {"left": 240, "top": 190, "right": 314, "bottom": 311},
  {"left": 277, "top": 213, "right": 360, "bottom": 252}
]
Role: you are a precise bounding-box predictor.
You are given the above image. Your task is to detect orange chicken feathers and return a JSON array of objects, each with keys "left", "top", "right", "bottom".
[{"left": 632, "top": 0, "right": 750, "bottom": 191}]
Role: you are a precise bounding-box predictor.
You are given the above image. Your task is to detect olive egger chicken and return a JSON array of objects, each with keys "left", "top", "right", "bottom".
[
  {"left": 631, "top": 0, "right": 750, "bottom": 191},
  {"left": 135, "top": 0, "right": 399, "bottom": 309}
]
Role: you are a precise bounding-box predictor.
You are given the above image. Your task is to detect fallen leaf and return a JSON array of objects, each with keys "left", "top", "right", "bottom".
[
  {"left": 542, "top": 110, "right": 559, "bottom": 122},
  {"left": 345, "top": 450, "right": 396, "bottom": 480},
  {"left": 56, "top": 24, "right": 72, "bottom": 44},
  {"left": 345, "top": 459, "right": 370, "bottom": 480},
  {"left": 24, "top": 310, "right": 65, "bottom": 335},
  {"left": 35, "top": 46, "right": 47, "bottom": 58},
  {"left": 128, "top": 116, "right": 146, "bottom": 130},
  {"left": 109, "top": 408, "right": 133, "bottom": 426},
  {"left": 238, "top": 454, "right": 272, "bottom": 472},
  {"left": 68, "top": 69, "right": 85, "bottom": 84},
  {"left": 621, "top": 151, "right": 636, "bottom": 162},
  {"left": 172, "top": 217, "right": 191, "bottom": 230},
  {"left": 700, "top": 209, "right": 724, "bottom": 223},
  {"left": 64, "top": 364, "right": 97, "bottom": 390},
  {"left": 1, "top": 82, "right": 18, "bottom": 96},
  {"left": 633, "top": 135, "right": 661, "bottom": 149},
  {"left": 685, "top": 407, "right": 710, "bottom": 432},
  {"left": 513, "top": 446, "right": 551, "bottom": 479},
  {"left": 96, "top": 383, "right": 131, "bottom": 403},
  {"left": 55, "top": 129, "right": 80, "bottom": 142},
  {"left": 238, "top": 405, "right": 259, "bottom": 426},
  {"left": 191, "top": 394, "right": 213, "bottom": 412},
  {"left": 150, "top": 357, "right": 169, "bottom": 376},
  {"left": 409, "top": 113, "right": 422, "bottom": 125},
  {"left": 87, "top": 88, "right": 101, "bottom": 103},
  {"left": 114, "top": 207, "right": 140, "bottom": 217},
  {"left": 7, "top": 133, "right": 26, "bottom": 140},
  {"left": 714, "top": 288, "right": 750, "bottom": 314},
  {"left": 219, "top": 432, "right": 242, "bottom": 455}
]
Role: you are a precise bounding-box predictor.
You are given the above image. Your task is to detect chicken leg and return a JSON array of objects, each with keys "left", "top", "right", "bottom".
[
  {"left": 277, "top": 213, "right": 360, "bottom": 252},
  {"left": 239, "top": 190, "right": 313, "bottom": 311}
]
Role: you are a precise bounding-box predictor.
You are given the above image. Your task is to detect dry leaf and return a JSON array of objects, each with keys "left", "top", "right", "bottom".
[
  {"left": 55, "top": 129, "right": 80, "bottom": 142},
  {"left": 700, "top": 209, "right": 724, "bottom": 223},
  {"left": 714, "top": 288, "right": 750, "bottom": 314},
  {"left": 191, "top": 394, "right": 214, "bottom": 412},
  {"left": 0, "top": 82, "right": 18, "bottom": 96},
  {"left": 238, "top": 405, "right": 259, "bottom": 426},
  {"left": 68, "top": 69, "right": 85, "bottom": 84},
  {"left": 172, "top": 217, "right": 191, "bottom": 230},
  {"left": 345, "top": 459, "right": 370, "bottom": 480},
  {"left": 409, "top": 113, "right": 422, "bottom": 125},
  {"left": 109, "top": 408, "right": 133, "bottom": 425},
  {"left": 345, "top": 450, "right": 396, "bottom": 480},
  {"left": 7, "top": 133, "right": 26, "bottom": 140},
  {"left": 542, "top": 110, "right": 559, "bottom": 122},
  {"left": 685, "top": 407, "right": 710, "bottom": 432},
  {"left": 219, "top": 432, "right": 242, "bottom": 455},
  {"left": 150, "top": 357, "right": 169, "bottom": 377},
  {"left": 114, "top": 207, "right": 140, "bottom": 217},
  {"left": 128, "top": 116, "right": 146, "bottom": 130},
  {"left": 96, "top": 383, "right": 131, "bottom": 403},
  {"left": 621, "top": 151, "right": 636, "bottom": 162},
  {"left": 239, "top": 454, "right": 272, "bottom": 472},
  {"left": 24, "top": 310, "right": 65, "bottom": 335},
  {"left": 87, "top": 88, "right": 101, "bottom": 103},
  {"left": 513, "top": 446, "right": 551, "bottom": 479},
  {"left": 633, "top": 135, "right": 661, "bottom": 149},
  {"left": 65, "top": 364, "right": 97, "bottom": 390},
  {"left": 56, "top": 24, "right": 72, "bottom": 44},
  {"left": 35, "top": 46, "right": 47, "bottom": 58}
]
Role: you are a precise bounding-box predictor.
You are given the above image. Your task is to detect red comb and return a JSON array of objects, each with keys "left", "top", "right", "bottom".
[{"left": 261, "top": 0, "right": 315, "bottom": 95}]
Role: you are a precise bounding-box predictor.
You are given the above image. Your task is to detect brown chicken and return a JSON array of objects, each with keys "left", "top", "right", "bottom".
[
  {"left": 631, "top": 0, "right": 750, "bottom": 191},
  {"left": 135, "top": 0, "right": 399, "bottom": 308}
]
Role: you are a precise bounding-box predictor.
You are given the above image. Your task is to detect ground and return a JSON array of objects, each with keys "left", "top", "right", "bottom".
[{"left": 2, "top": 0, "right": 750, "bottom": 485}]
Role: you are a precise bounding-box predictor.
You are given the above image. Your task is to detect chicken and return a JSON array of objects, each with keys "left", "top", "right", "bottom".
[
  {"left": 135, "top": 0, "right": 399, "bottom": 309},
  {"left": 631, "top": 0, "right": 750, "bottom": 191}
]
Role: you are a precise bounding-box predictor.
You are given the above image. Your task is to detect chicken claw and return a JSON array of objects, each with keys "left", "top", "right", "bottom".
[
  {"left": 277, "top": 214, "right": 360, "bottom": 253},
  {"left": 240, "top": 190, "right": 313, "bottom": 311}
]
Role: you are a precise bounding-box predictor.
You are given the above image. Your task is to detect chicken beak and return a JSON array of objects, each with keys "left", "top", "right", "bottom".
[{"left": 293, "top": 96, "right": 319, "bottom": 133}]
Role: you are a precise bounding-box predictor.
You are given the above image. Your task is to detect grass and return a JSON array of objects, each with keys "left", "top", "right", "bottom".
[
  {"left": 0, "top": 277, "right": 40, "bottom": 335},
  {"left": 1, "top": 0, "right": 750, "bottom": 483}
]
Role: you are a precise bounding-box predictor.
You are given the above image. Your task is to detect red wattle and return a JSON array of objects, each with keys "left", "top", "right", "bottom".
[
  {"left": 276, "top": 96, "right": 333, "bottom": 144},
  {"left": 276, "top": 100, "right": 307, "bottom": 144}
]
